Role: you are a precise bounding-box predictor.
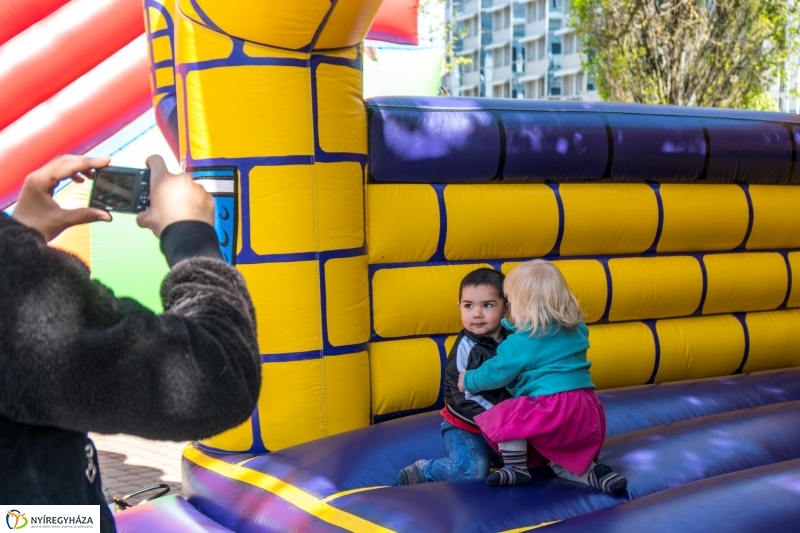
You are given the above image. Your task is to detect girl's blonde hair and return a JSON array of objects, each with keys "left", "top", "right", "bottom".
[{"left": 504, "top": 260, "right": 584, "bottom": 335}]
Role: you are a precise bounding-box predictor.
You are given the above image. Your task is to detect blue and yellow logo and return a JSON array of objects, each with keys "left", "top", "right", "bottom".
[{"left": 5, "top": 510, "right": 27, "bottom": 530}]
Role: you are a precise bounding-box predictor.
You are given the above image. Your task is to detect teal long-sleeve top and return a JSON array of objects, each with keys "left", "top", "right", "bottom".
[{"left": 463, "top": 320, "right": 594, "bottom": 398}]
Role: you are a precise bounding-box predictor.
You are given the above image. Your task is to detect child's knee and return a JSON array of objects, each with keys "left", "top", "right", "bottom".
[{"left": 454, "top": 454, "right": 490, "bottom": 479}]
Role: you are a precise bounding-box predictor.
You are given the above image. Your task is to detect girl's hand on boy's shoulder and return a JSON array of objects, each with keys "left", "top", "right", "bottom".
[{"left": 458, "top": 372, "right": 466, "bottom": 392}]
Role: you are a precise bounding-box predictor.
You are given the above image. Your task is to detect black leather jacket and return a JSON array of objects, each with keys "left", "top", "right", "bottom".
[{"left": 443, "top": 328, "right": 513, "bottom": 427}]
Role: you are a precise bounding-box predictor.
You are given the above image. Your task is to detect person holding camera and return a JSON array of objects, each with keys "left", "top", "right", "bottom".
[{"left": 0, "top": 155, "right": 260, "bottom": 532}]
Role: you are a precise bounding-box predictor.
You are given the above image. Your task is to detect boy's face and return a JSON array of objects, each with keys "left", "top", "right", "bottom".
[{"left": 458, "top": 284, "right": 505, "bottom": 339}]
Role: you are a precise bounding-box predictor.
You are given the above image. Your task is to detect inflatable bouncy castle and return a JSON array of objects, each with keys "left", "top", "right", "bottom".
[{"left": 3, "top": 1, "right": 800, "bottom": 532}]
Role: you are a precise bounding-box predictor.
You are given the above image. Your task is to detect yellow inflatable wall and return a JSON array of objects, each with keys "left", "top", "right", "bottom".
[{"left": 145, "top": 0, "right": 800, "bottom": 453}]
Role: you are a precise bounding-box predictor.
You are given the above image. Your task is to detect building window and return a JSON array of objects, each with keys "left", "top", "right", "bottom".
[
  {"left": 551, "top": 41, "right": 561, "bottom": 55},
  {"left": 550, "top": 76, "right": 562, "bottom": 96},
  {"left": 539, "top": 37, "right": 546, "bottom": 59},
  {"left": 492, "top": 82, "right": 510, "bottom": 98},
  {"left": 576, "top": 72, "right": 584, "bottom": 93},
  {"left": 563, "top": 33, "right": 574, "bottom": 55}
]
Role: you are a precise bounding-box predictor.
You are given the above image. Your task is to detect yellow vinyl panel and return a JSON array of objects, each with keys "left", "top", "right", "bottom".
[
  {"left": 655, "top": 315, "right": 744, "bottom": 382},
  {"left": 185, "top": 66, "right": 312, "bottom": 159},
  {"left": 747, "top": 185, "right": 800, "bottom": 250},
  {"left": 176, "top": 72, "right": 187, "bottom": 159},
  {"left": 501, "top": 262, "right": 522, "bottom": 274},
  {"left": 551, "top": 259, "right": 608, "bottom": 323},
  {"left": 443, "top": 184, "right": 559, "bottom": 261},
  {"left": 237, "top": 180, "right": 243, "bottom": 255},
  {"left": 51, "top": 181, "right": 92, "bottom": 266},
  {"left": 560, "top": 183, "right": 658, "bottom": 256},
  {"left": 789, "top": 252, "right": 800, "bottom": 308},
  {"left": 743, "top": 310, "right": 800, "bottom": 373},
  {"left": 370, "top": 338, "right": 442, "bottom": 416},
  {"left": 316, "top": 63, "right": 367, "bottom": 154},
  {"left": 702, "top": 253, "right": 788, "bottom": 315},
  {"left": 185, "top": 0, "right": 330, "bottom": 49},
  {"left": 175, "top": 11, "right": 233, "bottom": 64},
  {"left": 586, "top": 322, "right": 656, "bottom": 389},
  {"left": 372, "top": 264, "right": 492, "bottom": 338},
  {"left": 444, "top": 335, "right": 459, "bottom": 355},
  {"left": 155, "top": 67, "right": 174, "bottom": 89},
  {"left": 505, "top": 260, "right": 607, "bottom": 323},
  {"left": 243, "top": 42, "right": 310, "bottom": 60},
  {"left": 238, "top": 261, "right": 322, "bottom": 354},
  {"left": 608, "top": 256, "right": 703, "bottom": 322},
  {"left": 51, "top": 225, "right": 91, "bottom": 267},
  {"left": 657, "top": 184, "right": 748, "bottom": 252},
  {"left": 316, "top": 47, "right": 360, "bottom": 61},
  {"left": 314, "top": 0, "right": 384, "bottom": 50},
  {"left": 148, "top": 5, "right": 170, "bottom": 32},
  {"left": 324, "top": 352, "right": 371, "bottom": 435},
  {"left": 248, "top": 165, "right": 316, "bottom": 255},
  {"left": 367, "top": 185, "right": 440, "bottom": 264},
  {"left": 200, "top": 417, "right": 254, "bottom": 453},
  {"left": 258, "top": 360, "right": 326, "bottom": 450},
  {"left": 316, "top": 162, "right": 364, "bottom": 251},
  {"left": 324, "top": 256, "right": 370, "bottom": 347},
  {"left": 151, "top": 35, "right": 173, "bottom": 63}
]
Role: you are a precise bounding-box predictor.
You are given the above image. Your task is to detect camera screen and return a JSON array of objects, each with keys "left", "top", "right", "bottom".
[{"left": 93, "top": 171, "right": 135, "bottom": 209}]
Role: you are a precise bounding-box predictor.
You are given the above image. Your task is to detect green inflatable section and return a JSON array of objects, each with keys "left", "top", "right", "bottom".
[{"left": 90, "top": 213, "right": 169, "bottom": 312}]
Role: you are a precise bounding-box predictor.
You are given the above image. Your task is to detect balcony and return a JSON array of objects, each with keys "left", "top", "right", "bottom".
[
  {"left": 462, "top": 34, "right": 480, "bottom": 51},
  {"left": 493, "top": 27, "right": 512, "bottom": 44},
  {"left": 525, "top": 18, "right": 547, "bottom": 37},
  {"left": 462, "top": 69, "right": 481, "bottom": 88},
  {"left": 561, "top": 51, "right": 582, "bottom": 71},
  {"left": 491, "top": 64, "right": 513, "bottom": 81},
  {"left": 523, "top": 58, "right": 548, "bottom": 78},
  {"left": 483, "top": 0, "right": 511, "bottom": 8},
  {"left": 460, "top": 0, "right": 480, "bottom": 16}
]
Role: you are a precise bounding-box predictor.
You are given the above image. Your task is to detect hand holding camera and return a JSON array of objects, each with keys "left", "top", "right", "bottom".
[
  {"left": 14, "top": 154, "right": 216, "bottom": 241},
  {"left": 12, "top": 155, "right": 112, "bottom": 241},
  {"left": 135, "top": 155, "right": 215, "bottom": 238}
]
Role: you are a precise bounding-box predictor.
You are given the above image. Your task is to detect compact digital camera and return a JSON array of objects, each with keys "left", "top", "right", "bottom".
[{"left": 89, "top": 166, "right": 150, "bottom": 213}]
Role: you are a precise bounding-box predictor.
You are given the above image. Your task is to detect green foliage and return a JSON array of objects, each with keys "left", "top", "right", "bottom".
[
  {"left": 740, "top": 88, "right": 780, "bottom": 112},
  {"left": 420, "top": 0, "right": 472, "bottom": 74},
  {"left": 571, "top": 0, "right": 800, "bottom": 109}
]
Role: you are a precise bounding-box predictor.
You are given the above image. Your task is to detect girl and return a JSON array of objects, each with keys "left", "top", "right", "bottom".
[{"left": 458, "top": 259, "right": 626, "bottom": 493}]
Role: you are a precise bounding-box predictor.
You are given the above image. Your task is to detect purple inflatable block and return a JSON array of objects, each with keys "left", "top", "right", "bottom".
[{"left": 114, "top": 494, "right": 232, "bottom": 533}]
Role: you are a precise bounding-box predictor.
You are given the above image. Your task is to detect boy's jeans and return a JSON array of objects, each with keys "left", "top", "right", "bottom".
[{"left": 420, "top": 421, "right": 498, "bottom": 482}]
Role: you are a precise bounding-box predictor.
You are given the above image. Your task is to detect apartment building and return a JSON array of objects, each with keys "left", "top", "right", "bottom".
[{"left": 444, "top": 0, "right": 598, "bottom": 100}]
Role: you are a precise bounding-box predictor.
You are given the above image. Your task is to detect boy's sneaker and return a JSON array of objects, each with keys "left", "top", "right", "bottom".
[
  {"left": 397, "top": 460, "right": 426, "bottom": 485},
  {"left": 588, "top": 463, "right": 627, "bottom": 495}
]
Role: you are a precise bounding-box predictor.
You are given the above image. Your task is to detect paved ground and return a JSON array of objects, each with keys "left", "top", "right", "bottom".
[{"left": 89, "top": 433, "right": 187, "bottom": 508}]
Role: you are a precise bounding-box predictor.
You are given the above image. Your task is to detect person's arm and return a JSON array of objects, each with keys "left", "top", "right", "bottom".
[
  {"left": 461, "top": 336, "right": 528, "bottom": 394},
  {"left": 10, "top": 155, "right": 112, "bottom": 241},
  {"left": 0, "top": 155, "right": 260, "bottom": 440}
]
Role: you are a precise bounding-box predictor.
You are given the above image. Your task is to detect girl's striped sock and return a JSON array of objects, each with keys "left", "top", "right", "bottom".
[
  {"left": 587, "top": 463, "right": 627, "bottom": 495},
  {"left": 486, "top": 448, "right": 531, "bottom": 486}
]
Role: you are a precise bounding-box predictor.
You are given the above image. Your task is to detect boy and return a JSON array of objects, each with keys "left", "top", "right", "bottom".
[{"left": 398, "top": 268, "right": 512, "bottom": 484}]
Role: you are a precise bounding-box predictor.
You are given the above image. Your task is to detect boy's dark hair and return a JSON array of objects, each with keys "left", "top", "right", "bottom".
[{"left": 459, "top": 268, "right": 505, "bottom": 301}]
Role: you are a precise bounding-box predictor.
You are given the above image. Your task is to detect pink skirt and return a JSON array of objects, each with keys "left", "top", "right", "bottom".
[{"left": 474, "top": 388, "right": 606, "bottom": 476}]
